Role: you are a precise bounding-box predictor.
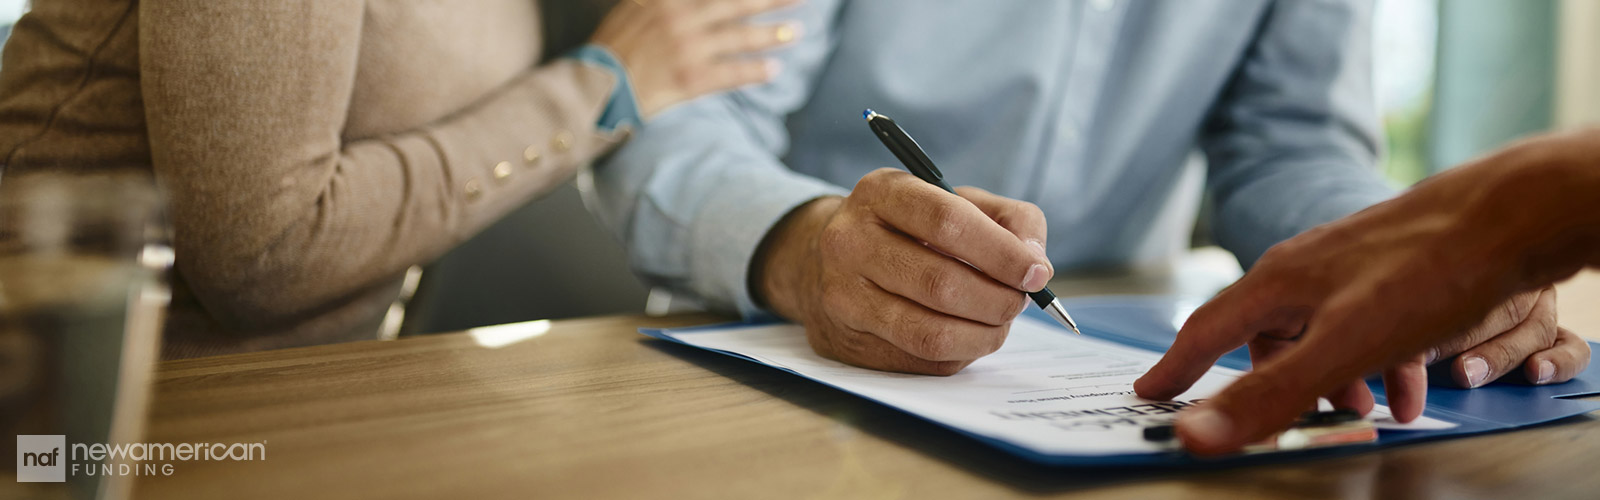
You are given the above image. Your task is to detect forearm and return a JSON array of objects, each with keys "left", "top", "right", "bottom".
[
  {"left": 1471, "top": 131, "right": 1600, "bottom": 289},
  {"left": 1446, "top": 129, "right": 1600, "bottom": 294},
  {"left": 142, "top": 0, "right": 618, "bottom": 327}
]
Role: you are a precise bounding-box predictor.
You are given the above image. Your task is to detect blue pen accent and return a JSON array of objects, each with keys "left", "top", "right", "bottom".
[{"left": 862, "top": 109, "right": 875, "bottom": 120}]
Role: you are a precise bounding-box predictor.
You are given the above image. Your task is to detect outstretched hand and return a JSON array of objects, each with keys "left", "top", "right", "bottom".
[{"left": 1133, "top": 139, "right": 1594, "bottom": 455}]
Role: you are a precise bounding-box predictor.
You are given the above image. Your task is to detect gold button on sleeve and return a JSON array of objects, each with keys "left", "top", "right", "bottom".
[
  {"left": 522, "top": 145, "right": 542, "bottom": 166},
  {"left": 552, "top": 130, "right": 574, "bottom": 153},
  {"left": 463, "top": 179, "right": 483, "bottom": 201},
  {"left": 493, "top": 161, "right": 513, "bottom": 182}
]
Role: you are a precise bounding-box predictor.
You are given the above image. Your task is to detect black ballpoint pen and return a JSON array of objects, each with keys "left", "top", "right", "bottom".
[{"left": 862, "top": 109, "right": 1081, "bottom": 335}]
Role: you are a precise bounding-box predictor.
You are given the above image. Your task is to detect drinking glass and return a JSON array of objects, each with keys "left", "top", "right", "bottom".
[{"left": 0, "top": 171, "right": 172, "bottom": 500}]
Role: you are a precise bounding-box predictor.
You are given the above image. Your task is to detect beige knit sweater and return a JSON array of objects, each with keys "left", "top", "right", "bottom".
[{"left": 0, "top": 0, "right": 623, "bottom": 358}]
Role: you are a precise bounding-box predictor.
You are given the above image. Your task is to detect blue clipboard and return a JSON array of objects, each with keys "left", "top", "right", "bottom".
[{"left": 642, "top": 295, "right": 1600, "bottom": 466}]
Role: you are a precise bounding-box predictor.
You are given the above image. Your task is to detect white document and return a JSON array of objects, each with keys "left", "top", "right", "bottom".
[{"left": 662, "top": 316, "right": 1455, "bottom": 457}]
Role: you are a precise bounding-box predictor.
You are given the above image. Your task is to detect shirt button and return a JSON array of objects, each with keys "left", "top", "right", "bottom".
[
  {"left": 463, "top": 179, "right": 483, "bottom": 201},
  {"left": 523, "top": 145, "right": 542, "bottom": 166},
  {"left": 1091, "top": 0, "right": 1116, "bottom": 12},
  {"left": 493, "top": 161, "right": 513, "bottom": 182},
  {"left": 552, "top": 131, "right": 574, "bottom": 153}
]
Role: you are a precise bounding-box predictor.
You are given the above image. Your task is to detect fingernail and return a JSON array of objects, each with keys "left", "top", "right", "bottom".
[
  {"left": 1535, "top": 360, "right": 1555, "bottom": 384},
  {"left": 1463, "top": 356, "right": 1490, "bottom": 388},
  {"left": 764, "top": 59, "right": 784, "bottom": 79},
  {"left": 1021, "top": 264, "right": 1049, "bottom": 292},
  {"left": 1181, "top": 408, "right": 1234, "bottom": 448},
  {"left": 1424, "top": 347, "right": 1438, "bottom": 366}
]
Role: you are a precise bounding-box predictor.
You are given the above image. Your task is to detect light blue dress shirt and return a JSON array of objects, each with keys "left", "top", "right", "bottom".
[
  {"left": 568, "top": 44, "right": 643, "bottom": 133},
  {"left": 587, "top": 0, "right": 1395, "bottom": 316}
]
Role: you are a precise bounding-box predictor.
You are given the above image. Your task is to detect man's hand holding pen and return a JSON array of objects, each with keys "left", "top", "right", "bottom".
[{"left": 751, "top": 169, "right": 1055, "bottom": 375}]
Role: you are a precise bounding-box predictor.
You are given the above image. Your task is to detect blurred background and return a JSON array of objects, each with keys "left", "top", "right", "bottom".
[{"left": 1, "top": 0, "right": 1595, "bottom": 332}]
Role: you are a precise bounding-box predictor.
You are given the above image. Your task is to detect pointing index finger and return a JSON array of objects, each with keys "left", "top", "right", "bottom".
[{"left": 1134, "top": 277, "right": 1294, "bottom": 401}]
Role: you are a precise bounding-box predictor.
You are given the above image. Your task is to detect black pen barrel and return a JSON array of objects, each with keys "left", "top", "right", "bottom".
[
  {"left": 863, "top": 109, "right": 1079, "bottom": 334},
  {"left": 868, "top": 116, "right": 955, "bottom": 193}
]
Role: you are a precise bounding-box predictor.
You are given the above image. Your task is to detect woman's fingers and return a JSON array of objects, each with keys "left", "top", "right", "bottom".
[
  {"left": 593, "top": 0, "right": 802, "bottom": 118},
  {"left": 696, "top": 22, "right": 800, "bottom": 61},
  {"left": 691, "top": 0, "right": 802, "bottom": 28}
]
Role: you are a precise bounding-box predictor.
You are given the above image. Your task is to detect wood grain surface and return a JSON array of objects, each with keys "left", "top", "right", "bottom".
[{"left": 129, "top": 272, "right": 1600, "bottom": 499}]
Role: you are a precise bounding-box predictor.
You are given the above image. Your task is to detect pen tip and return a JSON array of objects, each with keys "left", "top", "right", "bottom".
[
  {"left": 1044, "top": 299, "right": 1081, "bottom": 335},
  {"left": 863, "top": 109, "right": 876, "bottom": 120}
]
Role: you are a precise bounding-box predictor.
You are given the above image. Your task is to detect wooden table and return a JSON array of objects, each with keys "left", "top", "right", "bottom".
[{"left": 132, "top": 272, "right": 1600, "bottom": 500}]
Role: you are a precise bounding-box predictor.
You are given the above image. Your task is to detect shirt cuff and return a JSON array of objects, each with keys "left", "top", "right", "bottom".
[
  {"left": 566, "top": 44, "right": 642, "bottom": 133},
  {"left": 688, "top": 169, "right": 847, "bottom": 318}
]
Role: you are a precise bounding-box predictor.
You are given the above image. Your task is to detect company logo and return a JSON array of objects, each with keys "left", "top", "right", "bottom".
[
  {"left": 16, "top": 435, "right": 65, "bottom": 482},
  {"left": 15, "top": 435, "right": 265, "bottom": 482}
]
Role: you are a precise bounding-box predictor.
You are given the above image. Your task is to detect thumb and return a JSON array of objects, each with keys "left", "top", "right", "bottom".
[
  {"left": 1175, "top": 323, "right": 1362, "bottom": 455},
  {"left": 1174, "top": 366, "right": 1320, "bottom": 456}
]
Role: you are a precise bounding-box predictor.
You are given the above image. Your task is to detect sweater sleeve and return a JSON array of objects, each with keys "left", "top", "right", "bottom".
[{"left": 139, "top": 0, "right": 621, "bottom": 330}]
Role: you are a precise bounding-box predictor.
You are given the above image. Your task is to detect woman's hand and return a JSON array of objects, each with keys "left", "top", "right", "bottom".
[{"left": 591, "top": 0, "right": 802, "bottom": 120}]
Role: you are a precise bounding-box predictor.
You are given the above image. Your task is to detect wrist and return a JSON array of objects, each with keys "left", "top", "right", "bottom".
[
  {"left": 750, "top": 196, "right": 842, "bottom": 321},
  {"left": 566, "top": 44, "right": 642, "bottom": 132}
]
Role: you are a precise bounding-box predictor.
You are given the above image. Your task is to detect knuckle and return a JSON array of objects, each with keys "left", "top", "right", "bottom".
[
  {"left": 1508, "top": 292, "right": 1538, "bottom": 323},
  {"left": 913, "top": 322, "right": 957, "bottom": 360},
  {"left": 920, "top": 269, "right": 959, "bottom": 309},
  {"left": 1017, "top": 201, "right": 1047, "bottom": 226},
  {"left": 1258, "top": 241, "right": 1295, "bottom": 266},
  {"left": 975, "top": 291, "right": 1020, "bottom": 326},
  {"left": 1498, "top": 301, "right": 1527, "bottom": 328},
  {"left": 802, "top": 325, "right": 836, "bottom": 359},
  {"left": 857, "top": 168, "right": 898, "bottom": 195},
  {"left": 819, "top": 286, "right": 848, "bottom": 315},
  {"left": 979, "top": 324, "right": 1008, "bottom": 356},
  {"left": 831, "top": 328, "right": 869, "bottom": 358},
  {"left": 817, "top": 222, "right": 852, "bottom": 260},
  {"left": 870, "top": 296, "right": 902, "bottom": 328},
  {"left": 1480, "top": 340, "right": 1522, "bottom": 368},
  {"left": 925, "top": 201, "right": 966, "bottom": 244}
]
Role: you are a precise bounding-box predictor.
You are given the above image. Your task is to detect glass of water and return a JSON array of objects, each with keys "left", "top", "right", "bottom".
[{"left": 0, "top": 171, "right": 172, "bottom": 500}]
